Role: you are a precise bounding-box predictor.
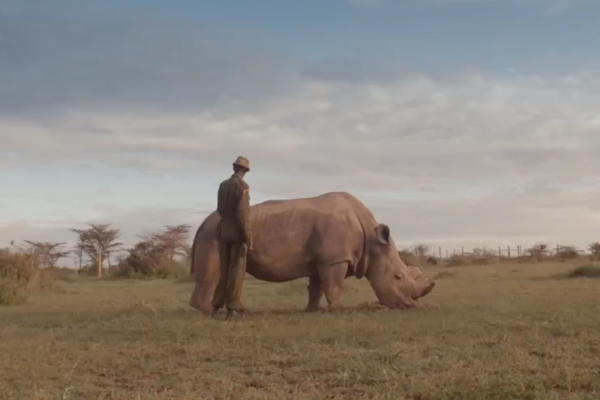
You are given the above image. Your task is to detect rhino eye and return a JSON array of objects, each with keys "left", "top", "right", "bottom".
[{"left": 394, "top": 272, "right": 402, "bottom": 280}]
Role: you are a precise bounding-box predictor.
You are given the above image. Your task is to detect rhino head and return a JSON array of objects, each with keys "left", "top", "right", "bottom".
[{"left": 365, "top": 224, "right": 435, "bottom": 308}]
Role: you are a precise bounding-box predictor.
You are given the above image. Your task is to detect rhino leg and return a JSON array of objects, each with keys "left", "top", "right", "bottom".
[
  {"left": 305, "top": 275, "right": 324, "bottom": 312},
  {"left": 318, "top": 261, "right": 348, "bottom": 310}
]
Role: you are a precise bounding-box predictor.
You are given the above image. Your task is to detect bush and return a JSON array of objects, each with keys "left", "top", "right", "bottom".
[
  {"left": 0, "top": 248, "right": 59, "bottom": 305},
  {"left": 113, "top": 260, "right": 187, "bottom": 280},
  {"left": 445, "top": 248, "right": 497, "bottom": 267},
  {"left": 567, "top": 265, "right": 600, "bottom": 279},
  {"left": 398, "top": 250, "right": 417, "bottom": 266},
  {"left": 113, "top": 240, "right": 188, "bottom": 280},
  {"left": 556, "top": 245, "right": 580, "bottom": 261},
  {"left": 447, "top": 254, "right": 468, "bottom": 267}
]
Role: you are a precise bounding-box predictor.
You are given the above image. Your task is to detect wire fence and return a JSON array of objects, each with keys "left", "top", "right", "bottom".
[{"left": 404, "top": 244, "right": 593, "bottom": 261}]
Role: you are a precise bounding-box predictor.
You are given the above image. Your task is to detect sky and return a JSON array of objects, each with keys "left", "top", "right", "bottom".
[{"left": 1, "top": 0, "right": 600, "bottom": 262}]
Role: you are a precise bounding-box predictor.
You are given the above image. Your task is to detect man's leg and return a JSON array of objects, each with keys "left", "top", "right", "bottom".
[
  {"left": 225, "top": 242, "right": 248, "bottom": 314},
  {"left": 211, "top": 240, "right": 231, "bottom": 314}
]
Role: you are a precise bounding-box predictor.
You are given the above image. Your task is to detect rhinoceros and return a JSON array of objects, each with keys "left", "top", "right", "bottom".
[{"left": 189, "top": 191, "right": 435, "bottom": 313}]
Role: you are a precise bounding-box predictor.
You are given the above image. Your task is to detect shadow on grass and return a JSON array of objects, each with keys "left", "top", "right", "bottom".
[{"left": 533, "top": 264, "right": 600, "bottom": 280}]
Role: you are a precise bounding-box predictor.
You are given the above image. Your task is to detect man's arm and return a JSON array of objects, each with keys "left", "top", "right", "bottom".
[
  {"left": 235, "top": 187, "right": 252, "bottom": 245},
  {"left": 216, "top": 182, "right": 225, "bottom": 217}
]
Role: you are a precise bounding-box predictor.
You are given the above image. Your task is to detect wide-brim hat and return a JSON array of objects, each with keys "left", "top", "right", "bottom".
[{"left": 233, "top": 156, "right": 250, "bottom": 171}]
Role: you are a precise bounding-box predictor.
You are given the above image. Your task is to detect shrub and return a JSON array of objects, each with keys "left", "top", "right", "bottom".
[
  {"left": 447, "top": 254, "right": 468, "bottom": 267},
  {"left": 524, "top": 243, "right": 549, "bottom": 263},
  {"left": 113, "top": 240, "right": 188, "bottom": 280},
  {"left": 399, "top": 244, "right": 435, "bottom": 266},
  {"left": 426, "top": 256, "right": 438, "bottom": 265},
  {"left": 469, "top": 248, "right": 497, "bottom": 265},
  {"left": 567, "top": 265, "right": 600, "bottom": 279},
  {"left": 556, "top": 245, "right": 580, "bottom": 261},
  {"left": 0, "top": 247, "right": 59, "bottom": 305},
  {"left": 445, "top": 248, "right": 497, "bottom": 267},
  {"left": 398, "top": 250, "right": 417, "bottom": 266}
]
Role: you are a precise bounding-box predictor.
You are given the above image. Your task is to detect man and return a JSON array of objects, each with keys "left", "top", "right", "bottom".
[{"left": 211, "top": 156, "right": 253, "bottom": 320}]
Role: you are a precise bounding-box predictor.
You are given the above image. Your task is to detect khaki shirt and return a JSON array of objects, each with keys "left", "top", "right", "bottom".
[{"left": 215, "top": 174, "right": 252, "bottom": 243}]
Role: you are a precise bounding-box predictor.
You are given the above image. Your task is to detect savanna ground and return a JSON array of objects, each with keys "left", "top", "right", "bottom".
[{"left": 1, "top": 261, "right": 600, "bottom": 400}]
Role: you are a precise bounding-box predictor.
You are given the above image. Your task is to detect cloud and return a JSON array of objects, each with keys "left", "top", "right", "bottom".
[
  {"left": 4, "top": 71, "right": 600, "bottom": 250},
  {"left": 353, "top": 0, "right": 592, "bottom": 13},
  {"left": 2, "top": 5, "right": 600, "bottom": 256},
  {"left": 347, "top": 0, "right": 388, "bottom": 6},
  {"left": 0, "top": 11, "right": 300, "bottom": 120}
]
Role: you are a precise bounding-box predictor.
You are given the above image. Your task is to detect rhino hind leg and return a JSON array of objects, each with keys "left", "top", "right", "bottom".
[
  {"left": 318, "top": 261, "right": 349, "bottom": 310},
  {"left": 305, "top": 275, "right": 324, "bottom": 312}
]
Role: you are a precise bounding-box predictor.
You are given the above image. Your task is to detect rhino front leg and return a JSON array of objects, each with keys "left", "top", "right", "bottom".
[
  {"left": 318, "top": 261, "right": 348, "bottom": 310},
  {"left": 305, "top": 275, "right": 324, "bottom": 312}
]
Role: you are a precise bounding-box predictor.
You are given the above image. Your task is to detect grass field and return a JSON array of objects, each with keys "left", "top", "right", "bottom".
[{"left": 1, "top": 262, "right": 600, "bottom": 400}]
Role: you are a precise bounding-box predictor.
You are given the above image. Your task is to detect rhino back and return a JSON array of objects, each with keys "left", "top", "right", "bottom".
[{"left": 247, "top": 192, "right": 368, "bottom": 280}]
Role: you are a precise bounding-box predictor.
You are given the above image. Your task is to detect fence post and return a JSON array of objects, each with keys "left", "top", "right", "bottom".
[
  {"left": 498, "top": 246, "right": 501, "bottom": 258},
  {"left": 439, "top": 246, "right": 442, "bottom": 260},
  {"left": 508, "top": 245, "right": 511, "bottom": 258}
]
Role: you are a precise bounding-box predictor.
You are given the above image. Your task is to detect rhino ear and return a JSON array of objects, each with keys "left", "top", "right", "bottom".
[{"left": 375, "top": 224, "right": 391, "bottom": 245}]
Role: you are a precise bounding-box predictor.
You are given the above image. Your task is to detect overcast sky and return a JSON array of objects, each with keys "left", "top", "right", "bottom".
[{"left": 1, "top": 0, "right": 600, "bottom": 259}]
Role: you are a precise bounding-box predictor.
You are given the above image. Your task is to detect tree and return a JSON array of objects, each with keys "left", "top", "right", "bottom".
[
  {"left": 70, "top": 228, "right": 87, "bottom": 271},
  {"left": 70, "top": 224, "right": 123, "bottom": 278},
  {"left": 589, "top": 242, "right": 600, "bottom": 260},
  {"left": 23, "top": 241, "right": 71, "bottom": 269},
  {"left": 138, "top": 224, "right": 191, "bottom": 261},
  {"left": 117, "top": 225, "right": 192, "bottom": 279},
  {"left": 525, "top": 243, "right": 548, "bottom": 263}
]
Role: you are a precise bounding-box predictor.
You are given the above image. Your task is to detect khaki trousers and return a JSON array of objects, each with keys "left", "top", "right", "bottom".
[{"left": 212, "top": 241, "right": 247, "bottom": 311}]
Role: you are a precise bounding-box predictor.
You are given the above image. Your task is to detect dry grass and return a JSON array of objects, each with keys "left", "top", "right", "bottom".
[{"left": 1, "top": 261, "right": 600, "bottom": 399}]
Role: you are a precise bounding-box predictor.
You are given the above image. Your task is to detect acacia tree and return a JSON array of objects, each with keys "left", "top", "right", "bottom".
[
  {"left": 71, "top": 224, "right": 123, "bottom": 277},
  {"left": 137, "top": 224, "right": 191, "bottom": 261},
  {"left": 120, "top": 224, "right": 192, "bottom": 278},
  {"left": 525, "top": 243, "right": 548, "bottom": 263},
  {"left": 23, "top": 241, "right": 71, "bottom": 269},
  {"left": 70, "top": 228, "right": 87, "bottom": 271}
]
